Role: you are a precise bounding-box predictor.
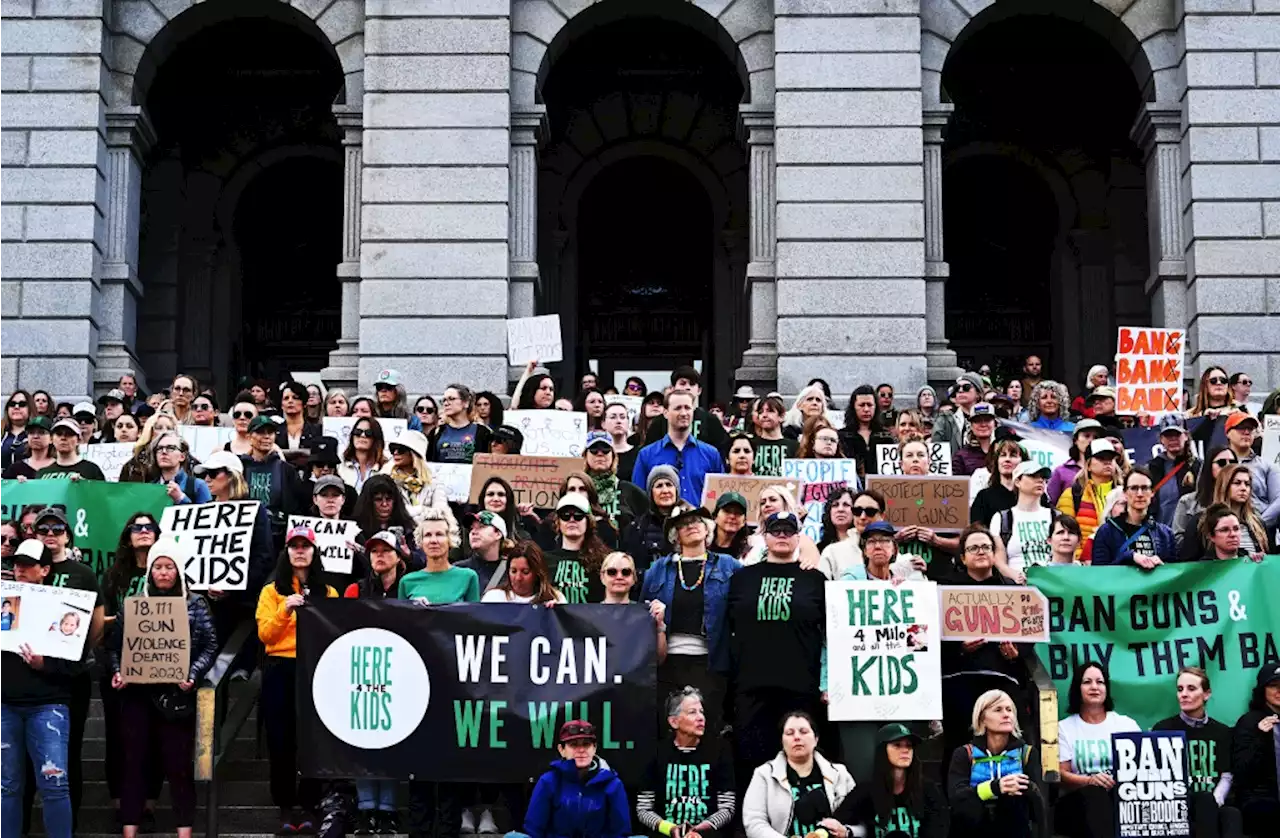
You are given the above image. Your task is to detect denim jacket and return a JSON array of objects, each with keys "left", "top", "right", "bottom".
[{"left": 640, "top": 550, "right": 741, "bottom": 673}]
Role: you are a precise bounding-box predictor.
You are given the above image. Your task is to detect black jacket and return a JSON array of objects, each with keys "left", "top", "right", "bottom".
[
  {"left": 275, "top": 420, "right": 325, "bottom": 453},
  {"left": 1232, "top": 707, "right": 1280, "bottom": 805}
]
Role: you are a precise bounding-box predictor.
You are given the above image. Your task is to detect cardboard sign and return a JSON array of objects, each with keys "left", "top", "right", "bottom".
[
  {"left": 0, "top": 580, "right": 96, "bottom": 662},
  {"left": 866, "top": 475, "right": 969, "bottom": 533},
  {"left": 505, "top": 410, "right": 588, "bottom": 457},
  {"left": 468, "top": 454, "right": 582, "bottom": 508},
  {"left": 1113, "top": 731, "right": 1191, "bottom": 838},
  {"left": 288, "top": 515, "right": 359, "bottom": 575},
  {"left": 428, "top": 463, "right": 474, "bottom": 504},
  {"left": 160, "top": 500, "right": 260, "bottom": 590},
  {"left": 321, "top": 417, "right": 407, "bottom": 457},
  {"left": 938, "top": 585, "right": 1049, "bottom": 643},
  {"left": 80, "top": 442, "right": 135, "bottom": 482},
  {"left": 826, "top": 580, "right": 942, "bottom": 721},
  {"left": 176, "top": 425, "right": 236, "bottom": 461},
  {"left": 119, "top": 595, "right": 191, "bottom": 684},
  {"left": 781, "top": 458, "right": 860, "bottom": 490},
  {"left": 506, "top": 315, "right": 563, "bottom": 365},
  {"left": 1115, "top": 327, "right": 1184, "bottom": 415},
  {"left": 700, "top": 474, "right": 803, "bottom": 524},
  {"left": 876, "top": 442, "right": 952, "bottom": 475}
]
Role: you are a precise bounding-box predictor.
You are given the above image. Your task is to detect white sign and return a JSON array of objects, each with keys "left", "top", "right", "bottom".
[
  {"left": 177, "top": 425, "right": 235, "bottom": 461},
  {"left": 288, "top": 515, "right": 359, "bottom": 575},
  {"left": 160, "top": 500, "right": 261, "bottom": 591},
  {"left": 826, "top": 580, "right": 941, "bottom": 721},
  {"left": 1, "top": 580, "right": 97, "bottom": 662},
  {"left": 877, "top": 442, "right": 952, "bottom": 475},
  {"left": 506, "top": 315, "right": 563, "bottom": 365},
  {"left": 505, "top": 410, "right": 588, "bottom": 457},
  {"left": 428, "top": 463, "right": 473, "bottom": 504},
  {"left": 1263, "top": 426, "right": 1279, "bottom": 469},
  {"left": 781, "top": 458, "right": 860, "bottom": 488},
  {"left": 604, "top": 394, "right": 643, "bottom": 431},
  {"left": 80, "top": 443, "right": 135, "bottom": 482},
  {"left": 322, "top": 417, "right": 408, "bottom": 457}
]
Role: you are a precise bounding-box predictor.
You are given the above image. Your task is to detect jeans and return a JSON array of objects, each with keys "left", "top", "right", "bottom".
[
  {"left": 1, "top": 702, "right": 73, "bottom": 838},
  {"left": 356, "top": 779, "right": 397, "bottom": 813}
]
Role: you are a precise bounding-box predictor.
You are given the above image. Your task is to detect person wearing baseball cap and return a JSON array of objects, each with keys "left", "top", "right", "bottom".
[
  {"left": 456, "top": 510, "right": 510, "bottom": 592},
  {"left": 372, "top": 369, "right": 417, "bottom": 428},
  {"left": 989, "top": 462, "right": 1056, "bottom": 576},
  {"left": 241, "top": 413, "right": 308, "bottom": 548},
  {"left": 583, "top": 429, "right": 647, "bottom": 535},
  {"left": 516, "top": 719, "right": 630, "bottom": 838},
  {"left": 932, "top": 371, "right": 985, "bottom": 448},
  {"left": 96, "top": 389, "right": 128, "bottom": 441},
  {"left": 953, "top": 402, "right": 998, "bottom": 476},
  {"left": 38, "top": 416, "right": 106, "bottom": 481},
  {"left": 1145, "top": 414, "right": 1200, "bottom": 526},
  {"left": 1055, "top": 438, "right": 1122, "bottom": 555},
  {"left": 72, "top": 401, "right": 100, "bottom": 444},
  {"left": 544, "top": 492, "right": 608, "bottom": 604},
  {"left": 827, "top": 722, "right": 946, "bottom": 838},
  {"left": 1045, "top": 417, "right": 1104, "bottom": 506},
  {"left": 1223, "top": 410, "right": 1280, "bottom": 530},
  {"left": 2, "top": 414, "right": 55, "bottom": 480}
]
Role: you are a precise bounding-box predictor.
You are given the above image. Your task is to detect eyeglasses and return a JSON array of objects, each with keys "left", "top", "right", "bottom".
[
  {"left": 853, "top": 506, "right": 880, "bottom": 517},
  {"left": 815, "top": 435, "right": 840, "bottom": 444},
  {"left": 557, "top": 509, "right": 588, "bottom": 522},
  {"left": 964, "top": 543, "right": 994, "bottom": 555},
  {"left": 3, "top": 536, "right": 21, "bottom": 548},
  {"left": 863, "top": 537, "right": 894, "bottom": 548},
  {"left": 440, "top": 396, "right": 461, "bottom": 404},
  {"left": 171, "top": 385, "right": 193, "bottom": 394},
  {"left": 1125, "top": 484, "right": 1153, "bottom": 493},
  {"left": 232, "top": 410, "right": 255, "bottom": 420},
  {"left": 35, "top": 524, "right": 67, "bottom": 536},
  {"left": 604, "top": 567, "right": 633, "bottom": 578},
  {"left": 155, "top": 444, "right": 181, "bottom": 454},
  {"left": 351, "top": 428, "right": 374, "bottom": 438},
  {"left": 1212, "top": 458, "right": 1236, "bottom": 468},
  {"left": 8, "top": 400, "right": 27, "bottom": 408},
  {"left": 128, "top": 522, "right": 159, "bottom": 534},
  {"left": 1207, "top": 376, "right": 1228, "bottom": 385},
  {"left": 1214, "top": 524, "right": 1241, "bottom": 534}
]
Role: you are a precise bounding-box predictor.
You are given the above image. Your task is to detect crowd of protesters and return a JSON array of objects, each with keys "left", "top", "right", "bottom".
[{"left": 2, "top": 357, "right": 1279, "bottom": 838}]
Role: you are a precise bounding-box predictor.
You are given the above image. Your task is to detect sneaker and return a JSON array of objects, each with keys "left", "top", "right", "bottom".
[
  {"left": 476, "top": 808, "right": 498, "bottom": 834},
  {"left": 354, "top": 811, "right": 376, "bottom": 835},
  {"left": 460, "top": 808, "right": 477, "bottom": 834},
  {"left": 376, "top": 810, "right": 399, "bottom": 835}
]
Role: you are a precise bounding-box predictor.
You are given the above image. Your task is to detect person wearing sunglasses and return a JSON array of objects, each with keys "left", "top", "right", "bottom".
[
  {"left": 3, "top": 390, "right": 32, "bottom": 471},
  {"left": 1189, "top": 367, "right": 1234, "bottom": 419},
  {"left": 1228, "top": 372, "right": 1253, "bottom": 410},
  {"left": 546, "top": 493, "right": 611, "bottom": 604},
  {"left": 338, "top": 417, "right": 388, "bottom": 494},
  {"left": 1144, "top": 414, "right": 1201, "bottom": 527},
  {"left": 3, "top": 415, "right": 55, "bottom": 480},
  {"left": 818, "top": 488, "right": 885, "bottom": 580},
  {"left": 36, "top": 418, "right": 105, "bottom": 481},
  {"left": 151, "top": 431, "right": 211, "bottom": 505},
  {"left": 931, "top": 372, "right": 985, "bottom": 449},
  {"left": 223, "top": 398, "right": 259, "bottom": 457},
  {"left": 1173, "top": 444, "right": 1237, "bottom": 557},
  {"left": 381, "top": 429, "right": 449, "bottom": 525}
]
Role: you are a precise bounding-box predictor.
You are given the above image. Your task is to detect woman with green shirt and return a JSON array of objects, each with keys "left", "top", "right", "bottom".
[{"left": 398, "top": 509, "right": 480, "bottom": 604}]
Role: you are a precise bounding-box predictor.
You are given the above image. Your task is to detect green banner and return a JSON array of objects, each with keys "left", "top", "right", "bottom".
[
  {"left": 1029, "top": 560, "right": 1280, "bottom": 731},
  {"left": 1, "top": 479, "right": 172, "bottom": 581}
]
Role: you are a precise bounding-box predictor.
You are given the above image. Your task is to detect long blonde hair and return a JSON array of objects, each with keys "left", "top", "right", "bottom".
[{"left": 1213, "top": 465, "right": 1267, "bottom": 549}]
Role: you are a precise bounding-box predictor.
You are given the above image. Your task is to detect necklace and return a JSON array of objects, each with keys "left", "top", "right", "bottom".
[{"left": 677, "top": 554, "right": 706, "bottom": 590}]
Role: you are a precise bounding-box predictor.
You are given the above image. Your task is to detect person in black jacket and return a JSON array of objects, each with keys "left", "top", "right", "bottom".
[
  {"left": 946, "top": 689, "right": 1044, "bottom": 838},
  {"left": 275, "top": 381, "right": 324, "bottom": 457},
  {"left": 242, "top": 415, "right": 309, "bottom": 550},
  {"left": 1232, "top": 663, "right": 1280, "bottom": 836},
  {"left": 827, "top": 723, "right": 948, "bottom": 838}
]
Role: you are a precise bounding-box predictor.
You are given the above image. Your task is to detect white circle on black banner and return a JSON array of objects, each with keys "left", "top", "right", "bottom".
[{"left": 312, "top": 627, "right": 430, "bottom": 749}]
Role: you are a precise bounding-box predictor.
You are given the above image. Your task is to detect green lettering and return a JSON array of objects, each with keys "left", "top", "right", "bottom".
[
  {"left": 602, "top": 702, "right": 620, "bottom": 749},
  {"left": 528, "top": 702, "right": 560, "bottom": 748},
  {"left": 453, "top": 700, "right": 483, "bottom": 747},
  {"left": 488, "top": 700, "right": 507, "bottom": 748}
]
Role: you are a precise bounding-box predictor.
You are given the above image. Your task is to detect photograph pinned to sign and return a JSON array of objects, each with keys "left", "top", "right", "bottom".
[
  {"left": 1115, "top": 326, "right": 1184, "bottom": 416},
  {"left": 161, "top": 500, "right": 260, "bottom": 590},
  {"left": 288, "top": 515, "right": 359, "bottom": 575},
  {"left": 506, "top": 315, "right": 563, "bottom": 366},
  {"left": 0, "top": 580, "right": 97, "bottom": 662},
  {"left": 505, "top": 410, "right": 588, "bottom": 457}
]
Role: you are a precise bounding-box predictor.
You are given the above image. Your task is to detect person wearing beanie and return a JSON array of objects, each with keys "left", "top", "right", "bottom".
[
  {"left": 1231, "top": 663, "right": 1280, "bottom": 835},
  {"left": 622, "top": 464, "right": 683, "bottom": 572}
]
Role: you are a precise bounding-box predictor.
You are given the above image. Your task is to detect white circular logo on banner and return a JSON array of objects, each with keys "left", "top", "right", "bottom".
[{"left": 312, "top": 627, "right": 430, "bottom": 749}]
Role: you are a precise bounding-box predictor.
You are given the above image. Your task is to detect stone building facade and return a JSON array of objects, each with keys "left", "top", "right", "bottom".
[{"left": 2, "top": 0, "right": 1278, "bottom": 403}]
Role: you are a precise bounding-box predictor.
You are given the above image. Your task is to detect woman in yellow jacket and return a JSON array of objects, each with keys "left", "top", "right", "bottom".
[
  {"left": 255, "top": 523, "right": 337, "bottom": 834},
  {"left": 1055, "top": 439, "right": 1121, "bottom": 561}
]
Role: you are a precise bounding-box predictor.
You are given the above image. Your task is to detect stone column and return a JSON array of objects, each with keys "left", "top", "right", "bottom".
[
  {"left": 923, "top": 104, "right": 961, "bottom": 386},
  {"left": 323, "top": 105, "right": 363, "bottom": 392},
  {"left": 97, "top": 106, "right": 155, "bottom": 393},
  {"left": 1131, "top": 103, "right": 1187, "bottom": 330},
  {"left": 509, "top": 107, "right": 547, "bottom": 386},
  {"left": 735, "top": 105, "right": 778, "bottom": 393}
]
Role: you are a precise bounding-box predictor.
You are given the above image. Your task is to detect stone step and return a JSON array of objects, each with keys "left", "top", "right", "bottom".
[
  {"left": 32, "top": 805, "right": 279, "bottom": 835},
  {"left": 82, "top": 714, "right": 258, "bottom": 741},
  {"left": 82, "top": 758, "right": 272, "bottom": 782},
  {"left": 78, "top": 780, "right": 273, "bottom": 807},
  {"left": 80, "top": 735, "right": 262, "bottom": 761}
]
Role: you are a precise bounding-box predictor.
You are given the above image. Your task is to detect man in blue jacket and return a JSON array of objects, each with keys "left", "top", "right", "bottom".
[
  {"left": 514, "top": 720, "right": 633, "bottom": 838},
  {"left": 632, "top": 390, "right": 723, "bottom": 505},
  {"left": 1091, "top": 466, "right": 1177, "bottom": 568}
]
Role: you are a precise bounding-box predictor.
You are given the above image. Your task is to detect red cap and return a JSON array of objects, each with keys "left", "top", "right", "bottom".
[
  {"left": 285, "top": 524, "right": 316, "bottom": 546},
  {"left": 557, "top": 720, "right": 597, "bottom": 744},
  {"left": 1224, "top": 411, "right": 1259, "bottom": 433}
]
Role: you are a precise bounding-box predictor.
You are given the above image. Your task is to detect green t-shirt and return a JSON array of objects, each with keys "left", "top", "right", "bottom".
[{"left": 397, "top": 565, "right": 480, "bottom": 604}]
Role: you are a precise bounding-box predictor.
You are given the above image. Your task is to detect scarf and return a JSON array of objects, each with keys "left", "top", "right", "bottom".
[
  {"left": 592, "top": 472, "right": 620, "bottom": 527},
  {"left": 1179, "top": 711, "right": 1209, "bottom": 728},
  {"left": 391, "top": 467, "right": 424, "bottom": 497}
]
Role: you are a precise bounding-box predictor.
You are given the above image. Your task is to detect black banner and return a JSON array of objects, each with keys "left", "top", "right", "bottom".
[{"left": 297, "top": 601, "right": 657, "bottom": 782}]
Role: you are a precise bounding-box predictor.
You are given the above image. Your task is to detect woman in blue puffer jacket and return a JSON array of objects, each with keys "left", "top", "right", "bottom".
[{"left": 509, "top": 720, "right": 634, "bottom": 838}]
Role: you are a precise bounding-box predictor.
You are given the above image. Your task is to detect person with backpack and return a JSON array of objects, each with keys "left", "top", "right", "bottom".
[
  {"left": 1145, "top": 415, "right": 1200, "bottom": 526},
  {"left": 829, "top": 723, "right": 948, "bottom": 838},
  {"left": 1055, "top": 439, "right": 1121, "bottom": 560},
  {"left": 1091, "top": 467, "right": 1176, "bottom": 568},
  {"left": 947, "top": 689, "right": 1043, "bottom": 838},
  {"left": 990, "top": 462, "right": 1055, "bottom": 583}
]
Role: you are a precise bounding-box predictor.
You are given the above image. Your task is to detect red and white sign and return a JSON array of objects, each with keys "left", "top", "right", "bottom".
[{"left": 1115, "top": 327, "right": 1184, "bottom": 416}]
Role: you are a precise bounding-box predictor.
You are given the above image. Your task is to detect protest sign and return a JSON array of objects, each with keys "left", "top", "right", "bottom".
[
  {"left": 876, "top": 442, "right": 952, "bottom": 475},
  {"left": 0, "top": 580, "right": 96, "bottom": 661},
  {"left": 0, "top": 480, "right": 171, "bottom": 580},
  {"left": 119, "top": 595, "right": 191, "bottom": 684},
  {"left": 939, "top": 585, "right": 1050, "bottom": 643},
  {"left": 796, "top": 482, "right": 847, "bottom": 541},
  {"left": 1115, "top": 327, "right": 1184, "bottom": 415},
  {"left": 700, "top": 474, "right": 803, "bottom": 524},
  {"left": 1030, "top": 561, "right": 1280, "bottom": 730},
  {"left": 321, "top": 417, "right": 407, "bottom": 457},
  {"left": 505, "top": 410, "right": 588, "bottom": 457},
  {"left": 468, "top": 454, "right": 582, "bottom": 508},
  {"left": 160, "top": 501, "right": 260, "bottom": 590},
  {"left": 80, "top": 442, "right": 135, "bottom": 482},
  {"left": 865, "top": 475, "right": 968, "bottom": 533},
  {"left": 506, "top": 315, "right": 563, "bottom": 365},
  {"left": 1262, "top": 417, "right": 1279, "bottom": 468},
  {"left": 781, "top": 458, "right": 859, "bottom": 489},
  {"left": 428, "top": 463, "right": 473, "bottom": 504},
  {"left": 825, "top": 580, "right": 941, "bottom": 721},
  {"left": 297, "top": 601, "right": 656, "bottom": 781},
  {"left": 1112, "top": 731, "right": 1190, "bottom": 838},
  {"left": 289, "top": 515, "right": 359, "bottom": 575},
  {"left": 176, "top": 425, "right": 235, "bottom": 460},
  {"left": 604, "top": 394, "right": 642, "bottom": 430}
]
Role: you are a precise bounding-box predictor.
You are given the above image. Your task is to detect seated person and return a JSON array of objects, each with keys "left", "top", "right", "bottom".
[{"left": 509, "top": 720, "right": 632, "bottom": 838}]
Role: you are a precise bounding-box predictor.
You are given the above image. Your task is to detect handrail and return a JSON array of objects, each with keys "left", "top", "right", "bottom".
[
  {"left": 196, "top": 617, "right": 264, "bottom": 838},
  {"left": 1026, "top": 653, "right": 1060, "bottom": 784}
]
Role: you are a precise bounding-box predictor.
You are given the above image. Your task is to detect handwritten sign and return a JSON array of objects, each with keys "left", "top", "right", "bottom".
[
  {"left": 700, "top": 474, "right": 803, "bottom": 524},
  {"left": 119, "top": 595, "right": 191, "bottom": 684},
  {"left": 781, "top": 458, "right": 860, "bottom": 490},
  {"left": 825, "top": 580, "right": 941, "bottom": 721},
  {"left": 80, "top": 442, "right": 135, "bottom": 482},
  {"left": 288, "top": 515, "right": 358, "bottom": 575},
  {"left": 177, "top": 425, "right": 235, "bottom": 461},
  {"left": 0, "top": 580, "right": 96, "bottom": 661},
  {"left": 604, "top": 394, "right": 642, "bottom": 430},
  {"left": 866, "top": 475, "right": 968, "bottom": 533},
  {"left": 798, "top": 481, "right": 848, "bottom": 541},
  {"left": 321, "top": 417, "right": 407, "bottom": 457},
  {"left": 505, "top": 410, "right": 587, "bottom": 457},
  {"left": 876, "top": 442, "right": 952, "bottom": 475},
  {"left": 160, "top": 500, "right": 260, "bottom": 590},
  {"left": 1115, "top": 327, "right": 1184, "bottom": 416},
  {"left": 938, "top": 585, "right": 1049, "bottom": 643},
  {"left": 468, "top": 454, "right": 582, "bottom": 508},
  {"left": 506, "top": 315, "right": 563, "bottom": 365},
  {"left": 1263, "top": 415, "right": 1279, "bottom": 468},
  {"left": 428, "top": 463, "right": 474, "bottom": 504}
]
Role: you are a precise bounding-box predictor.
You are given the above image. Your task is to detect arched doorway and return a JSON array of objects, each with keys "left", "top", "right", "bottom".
[
  {"left": 136, "top": 10, "right": 344, "bottom": 397},
  {"left": 538, "top": 6, "right": 749, "bottom": 400},
  {"left": 941, "top": 6, "right": 1151, "bottom": 388}
]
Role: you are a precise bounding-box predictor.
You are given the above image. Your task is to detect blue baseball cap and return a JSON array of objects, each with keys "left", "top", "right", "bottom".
[
  {"left": 862, "top": 520, "right": 896, "bottom": 539},
  {"left": 584, "top": 430, "right": 612, "bottom": 451},
  {"left": 763, "top": 510, "right": 800, "bottom": 534}
]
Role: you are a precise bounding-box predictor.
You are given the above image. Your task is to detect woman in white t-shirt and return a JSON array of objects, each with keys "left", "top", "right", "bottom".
[
  {"left": 479, "top": 542, "right": 565, "bottom": 605},
  {"left": 1056, "top": 661, "right": 1140, "bottom": 838},
  {"left": 991, "top": 461, "right": 1055, "bottom": 582}
]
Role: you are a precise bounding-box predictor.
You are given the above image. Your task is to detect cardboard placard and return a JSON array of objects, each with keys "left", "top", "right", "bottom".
[
  {"left": 119, "top": 595, "right": 191, "bottom": 684},
  {"left": 866, "top": 475, "right": 969, "bottom": 533},
  {"left": 288, "top": 515, "right": 359, "bottom": 575},
  {"left": 468, "top": 454, "right": 583, "bottom": 508},
  {"left": 699, "top": 474, "right": 803, "bottom": 524},
  {"left": 1115, "top": 326, "right": 1184, "bottom": 416},
  {"left": 1262, "top": 415, "right": 1279, "bottom": 469},
  {"left": 506, "top": 315, "right": 563, "bottom": 365},
  {"left": 428, "top": 463, "right": 474, "bottom": 504},
  {"left": 876, "top": 442, "right": 952, "bottom": 475},
  {"left": 504, "top": 410, "right": 588, "bottom": 457},
  {"left": 321, "top": 417, "right": 408, "bottom": 457},
  {"left": 0, "top": 580, "right": 96, "bottom": 662},
  {"left": 80, "top": 442, "right": 135, "bottom": 482},
  {"left": 938, "top": 585, "right": 1049, "bottom": 643},
  {"left": 160, "top": 500, "right": 261, "bottom": 590}
]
